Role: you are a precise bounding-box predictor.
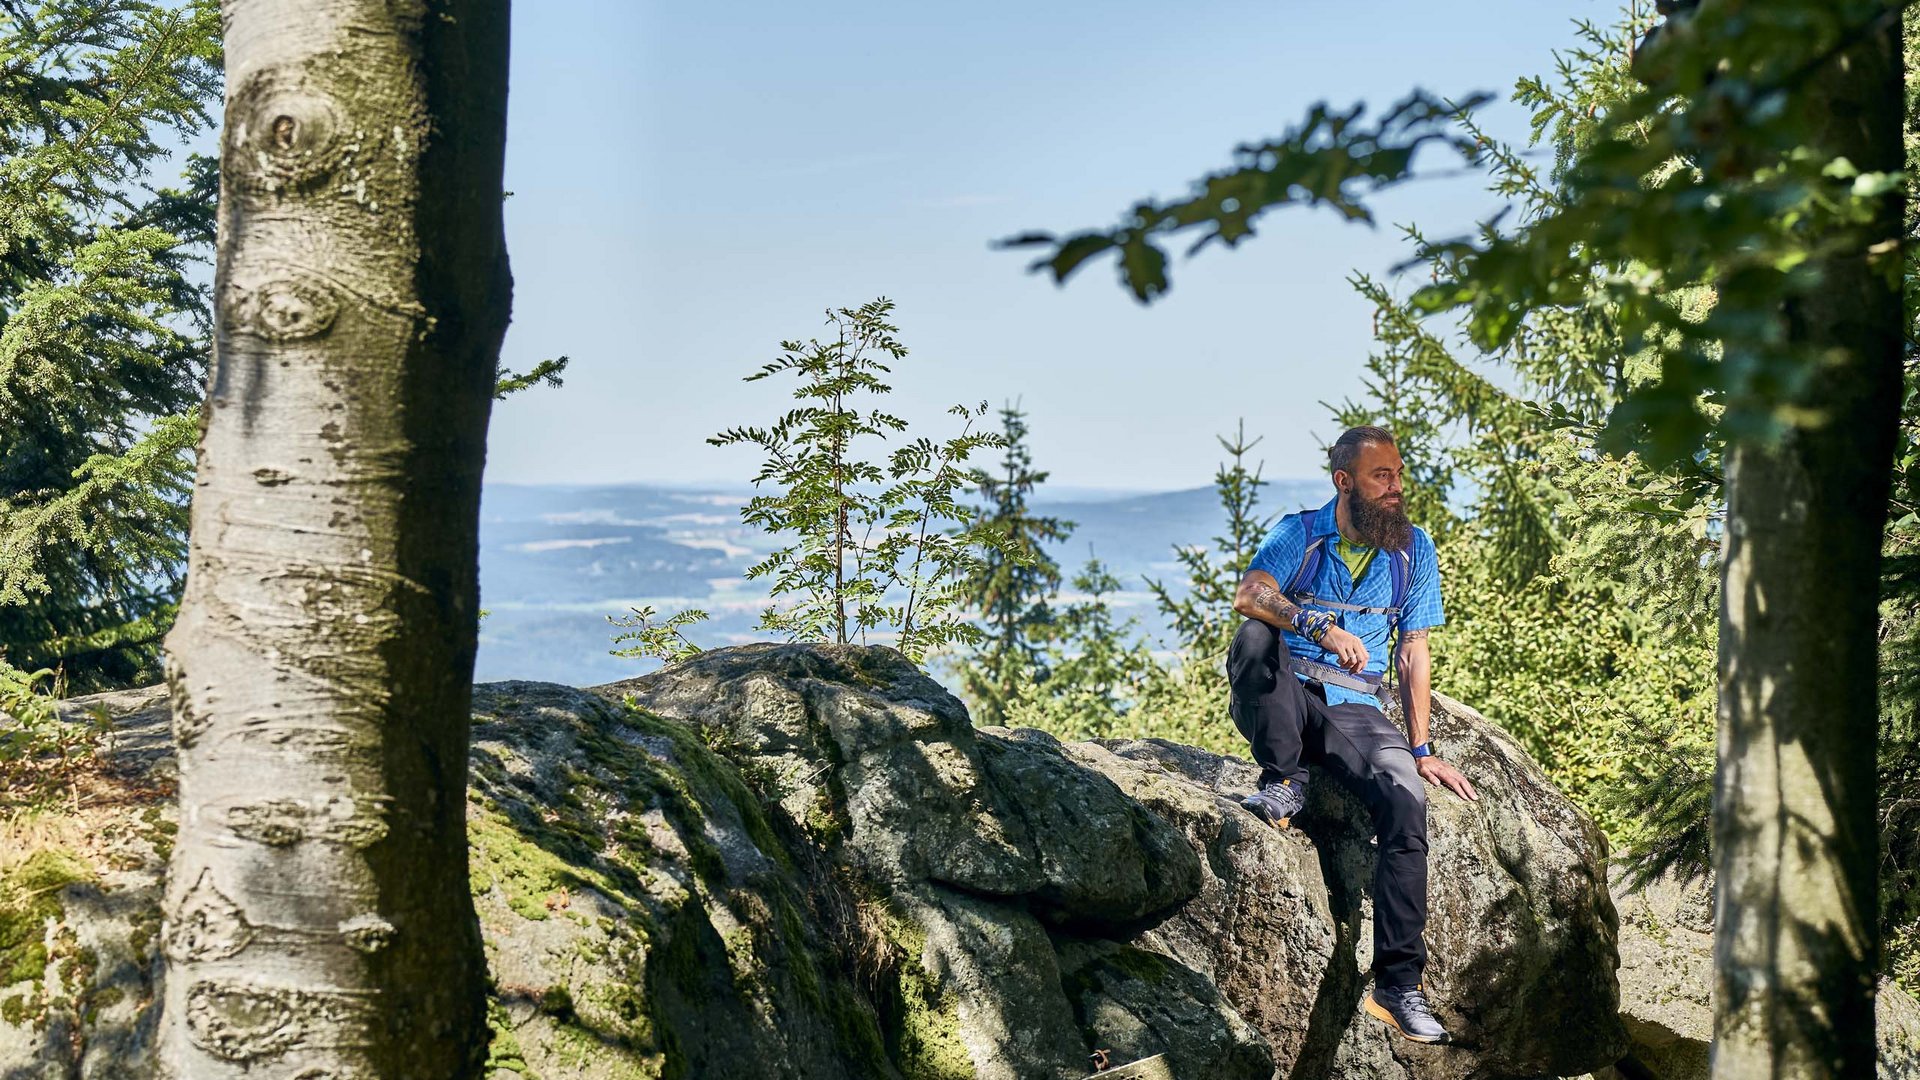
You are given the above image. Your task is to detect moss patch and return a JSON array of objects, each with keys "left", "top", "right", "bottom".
[
  {"left": 469, "top": 810, "right": 626, "bottom": 922},
  {"left": 469, "top": 688, "right": 908, "bottom": 1080},
  {"left": 0, "top": 847, "right": 98, "bottom": 1038},
  {"left": 875, "top": 901, "right": 973, "bottom": 1080},
  {"left": 1, "top": 849, "right": 91, "bottom": 988},
  {"left": 485, "top": 996, "right": 537, "bottom": 1077}
]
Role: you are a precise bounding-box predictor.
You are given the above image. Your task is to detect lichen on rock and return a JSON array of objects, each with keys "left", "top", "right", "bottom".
[{"left": 11, "top": 644, "right": 1659, "bottom": 1079}]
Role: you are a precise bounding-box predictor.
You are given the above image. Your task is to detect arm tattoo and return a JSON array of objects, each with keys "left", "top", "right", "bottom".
[
  {"left": 1401, "top": 628, "right": 1428, "bottom": 642},
  {"left": 1248, "top": 583, "right": 1301, "bottom": 629}
]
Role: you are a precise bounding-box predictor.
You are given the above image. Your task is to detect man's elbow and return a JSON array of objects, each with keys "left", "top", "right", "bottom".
[
  {"left": 1230, "top": 583, "right": 1257, "bottom": 621},
  {"left": 1396, "top": 650, "right": 1428, "bottom": 682}
]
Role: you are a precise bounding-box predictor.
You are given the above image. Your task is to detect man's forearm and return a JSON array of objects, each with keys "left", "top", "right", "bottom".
[
  {"left": 1397, "top": 629, "right": 1432, "bottom": 747},
  {"left": 1240, "top": 580, "right": 1302, "bottom": 631}
]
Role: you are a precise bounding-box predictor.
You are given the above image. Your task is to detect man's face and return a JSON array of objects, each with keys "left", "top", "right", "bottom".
[
  {"left": 1338, "top": 441, "right": 1412, "bottom": 550},
  {"left": 1340, "top": 440, "right": 1405, "bottom": 511}
]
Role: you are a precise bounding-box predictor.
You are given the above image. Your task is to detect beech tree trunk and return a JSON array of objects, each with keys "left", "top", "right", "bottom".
[
  {"left": 1711, "top": 18, "right": 1901, "bottom": 1080},
  {"left": 160, "top": 1, "right": 510, "bottom": 1076}
]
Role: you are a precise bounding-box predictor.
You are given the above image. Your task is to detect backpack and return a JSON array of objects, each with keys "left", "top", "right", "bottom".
[
  {"left": 1280, "top": 531, "right": 1413, "bottom": 630},
  {"left": 1277, "top": 525, "right": 1414, "bottom": 692}
]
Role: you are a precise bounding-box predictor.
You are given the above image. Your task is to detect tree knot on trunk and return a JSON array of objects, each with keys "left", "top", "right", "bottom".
[
  {"left": 165, "top": 869, "right": 254, "bottom": 963},
  {"left": 224, "top": 70, "right": 347, "bottom": 194}
]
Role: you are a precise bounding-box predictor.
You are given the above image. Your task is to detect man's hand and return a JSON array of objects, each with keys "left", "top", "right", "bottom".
[
  {"left": 1417, "top": 755, "right": 1477, "bottom": 801},
  {"left": 1321, "top": 626, "right": 1368, "bottom": 672}
]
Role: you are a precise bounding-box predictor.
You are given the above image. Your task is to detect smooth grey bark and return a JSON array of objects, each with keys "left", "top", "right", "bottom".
[
  {"left": 160, "top": 1, "right": 511, "bottom": 1076},
  {"left": 1710, "top": 16, "right": 1902, "bottom": 1080}
]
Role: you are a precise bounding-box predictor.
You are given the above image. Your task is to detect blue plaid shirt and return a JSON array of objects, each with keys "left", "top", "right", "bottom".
[{"left": 1246, "top": 496, "right": 1445, "bottom": 707}]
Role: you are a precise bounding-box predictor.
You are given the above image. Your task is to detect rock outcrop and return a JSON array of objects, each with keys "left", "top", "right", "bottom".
[
  {"left": 1610, "top": 865, "right": 1920, "bottom": 1079},
  {"left": 601, "top": 643, "right": 1627, "bottom": 1079},
  {"left": 3, "top": 643, "right": 1631, "bottom": 1078}
]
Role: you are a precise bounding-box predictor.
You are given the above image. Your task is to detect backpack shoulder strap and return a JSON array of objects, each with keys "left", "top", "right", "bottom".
[
  {"left": 1283, "top": 519, "right": 1327, "bottom": 600},
  {"left": 1386, "top": 547, "right": 1413, "bottom": 628}
]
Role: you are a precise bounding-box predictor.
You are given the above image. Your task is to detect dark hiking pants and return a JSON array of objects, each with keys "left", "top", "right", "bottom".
[{"left": 1226, "top": 617, "right": 1430, "bottom": 987}]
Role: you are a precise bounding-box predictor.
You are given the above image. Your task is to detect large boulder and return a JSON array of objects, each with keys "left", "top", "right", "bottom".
[
  {"left": 3, "top": 680, "right": 896, "bottom": 1079},
  {"left": 5, "top": 643, "right": 1628, "bottom": 1079},
  {"left": 602, "top": 643, "right": 1628, "bottom": 1079},
  {"left": 1034, "top": 686, "right": 1626, "bottom": 1080},
  {"left": 1611, "top": 865, "right": 1920, "bottom": 1079}
]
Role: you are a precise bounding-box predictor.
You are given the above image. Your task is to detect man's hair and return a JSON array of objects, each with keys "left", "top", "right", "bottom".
[{"left": 1328, "top": 425, "right": 1396, "bottom": 478}]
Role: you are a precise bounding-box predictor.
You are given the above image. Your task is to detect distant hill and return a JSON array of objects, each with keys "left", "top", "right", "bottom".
[{"left": 474, "top": 478, "right": 1333, "bottom": 687}]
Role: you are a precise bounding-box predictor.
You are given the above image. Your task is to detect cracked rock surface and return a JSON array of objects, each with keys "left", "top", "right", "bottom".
[
  {"left": 1608, "top": 865, "right": 1920, "bottom": 1080},
  {"left": 9, "top": 642, "right": 1639, "bottom": 1078},
  {"left": 602, "top": 643, "right": 1628, "bottom": 1079}
]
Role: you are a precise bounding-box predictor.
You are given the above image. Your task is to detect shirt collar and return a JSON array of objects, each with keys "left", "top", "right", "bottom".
[{"left": 1307, "top": 495, "right": 1341, "bottom": 541}]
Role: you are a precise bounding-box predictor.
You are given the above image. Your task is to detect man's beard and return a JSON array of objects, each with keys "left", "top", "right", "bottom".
[{"left": 1350, "top": 490, "right": 1413, "bottom": 552}]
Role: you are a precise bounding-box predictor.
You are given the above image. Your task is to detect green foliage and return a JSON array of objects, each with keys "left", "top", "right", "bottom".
[
  {"left": 0, "top": 655, "right": 107, "bottom": 807},
  {"left": 1317, "top": 12, "right": 1723, "bottom": 871},
  {"left": 0, "top": 0, "right": 221, "bottom": 690},
  {"left": 995, "top": 428, "right": 1271, "bottom": 758},
  {"left": 861, "top": 405, "right": 1007, "bottom": 660},
  {"left": 1001, "top": 554, "right": 1160, "bottom": 741},
  {"left": 1001, "top": 92, "right": 1488, "bottom": 302},
  {"left": 1143, "top": 421, "right": 1270, "bottom": 663},
  {"left": 607, "top": 605, "right": 709, "bottom": 664},
  {"left": 494, "top": 356, "right": 571, "bottom": 399},
  {"left": 706, "top": 299, "right": 1011, "bottom": 662},
  {"left": 1415, "top": 1, "right": 1904, "bottom": 466},
  {"left": 0, "top": 659, "right": 58, "bottom": 754},
  {"left": 1039, "top": 557, "right": 1143, "bottom": 728},
  {"left": 953, "top": 403, "right": 1074, "bottom": 726}
]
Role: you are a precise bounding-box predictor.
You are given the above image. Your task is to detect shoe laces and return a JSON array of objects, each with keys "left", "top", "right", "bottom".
[{"left": 1395, "top": 984, "right": 1435, "bottom": 1018}]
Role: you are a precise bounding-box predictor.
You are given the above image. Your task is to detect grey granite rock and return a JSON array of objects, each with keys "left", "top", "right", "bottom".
[
  {"left": 1610, "top": 863, "right": 1920, "bottom": 1080},
  {"left": 1074, "top": 687, "right": 1627, "bottom": 1080},
  {"left": 6, "top": 644, "right": 1637, "bottom": 1080}
]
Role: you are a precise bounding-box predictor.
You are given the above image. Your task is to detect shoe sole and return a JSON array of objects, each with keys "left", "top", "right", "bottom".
[
  {"left": 1364, "top": 995, "right": 1449, "bottom": 1044},
  {"left": 1241, "top": 803, "right": 1294, "bottom": 830}
]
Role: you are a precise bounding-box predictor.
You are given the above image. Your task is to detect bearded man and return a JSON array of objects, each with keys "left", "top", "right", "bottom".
[{"left": 1227, "top": 424, "right": 1477, "bottom": 1045}]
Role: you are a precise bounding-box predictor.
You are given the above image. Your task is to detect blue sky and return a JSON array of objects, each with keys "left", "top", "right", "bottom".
[{"left": 484, "top": 0, "right": 1609, "bottom": 491}]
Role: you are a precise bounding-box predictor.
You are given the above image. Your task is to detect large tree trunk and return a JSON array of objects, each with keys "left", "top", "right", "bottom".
[
  {"left": 160, "top": 1, "right": 511, "bottom": 1076},
  {"left": 1711, "top": 17, "right": 1902, "bottom": 1079}
]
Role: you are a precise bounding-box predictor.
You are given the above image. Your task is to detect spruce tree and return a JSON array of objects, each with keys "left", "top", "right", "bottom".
[
  {"left": 0, "top": 0, "right": 221, "bottom": 690},
  {"left": 957, "top": 402, "right": 1073, "bottom": 725},
  {"left": 1012, "top": 552, "right": 1156, "bottom": 739},
  {"left": 1144, "top": 420, "right": 1270, "bottom": 662}
]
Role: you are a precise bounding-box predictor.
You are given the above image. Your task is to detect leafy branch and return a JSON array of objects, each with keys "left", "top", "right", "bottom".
[
  {"left": 494, "top": 356, "right": 570, "bottom": 399},
  {"left": 1000, "top": 90, "right": 1489, "bottom": 302}
]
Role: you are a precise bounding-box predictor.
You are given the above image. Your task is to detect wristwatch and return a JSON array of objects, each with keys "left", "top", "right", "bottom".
[{"left": 1411, "top": 742, "right": 1434, "bottom": 759}]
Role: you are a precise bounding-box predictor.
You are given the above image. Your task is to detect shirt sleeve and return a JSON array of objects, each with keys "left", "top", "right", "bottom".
[
  {"left": 1246, "top": 514, "right": 1305, "bottom": 585},
  {"left": 1400, "top": 527, "right": 1445, "bottom": 631}
]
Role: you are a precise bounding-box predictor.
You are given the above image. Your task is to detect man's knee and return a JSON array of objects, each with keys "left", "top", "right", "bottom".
[
  {"left": 1232, "top": 617, "right": 1278, "bottom": 652},
  {"left": 1228, "top": 619, "right": 1286, "bottom": 686},
  {"left": 1373, "top": 754, "right": 1428, "bottom": 833}
]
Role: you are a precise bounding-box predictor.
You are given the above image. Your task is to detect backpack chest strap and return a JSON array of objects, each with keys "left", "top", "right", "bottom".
[
  {"left": 1288, "top": 658, "right": 1385, "bottom": 695},
  {"left": 1288, "top": 594, "right": 1403, "bottom": 619}
]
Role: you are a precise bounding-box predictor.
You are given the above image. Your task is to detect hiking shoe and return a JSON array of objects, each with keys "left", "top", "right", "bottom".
[
  {"left": 1240, "top": 778, "right": 1307, "bottom": 829},
  {"left": 1365, "top": 982, "right": 1450, "bottom": 1044}
]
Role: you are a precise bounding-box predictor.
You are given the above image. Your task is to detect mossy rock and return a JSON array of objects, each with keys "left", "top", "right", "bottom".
[
  {"left": 467, "top": 680, "right": 889, "bottom": 1080},
  {"left": 14, "top": 645, "right": 1652, "bottom": 1080}
]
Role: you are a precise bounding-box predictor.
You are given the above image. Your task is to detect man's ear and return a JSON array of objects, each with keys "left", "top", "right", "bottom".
[{"left": 1333, "top": 470, "right": 1350, "bottom": 494}]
